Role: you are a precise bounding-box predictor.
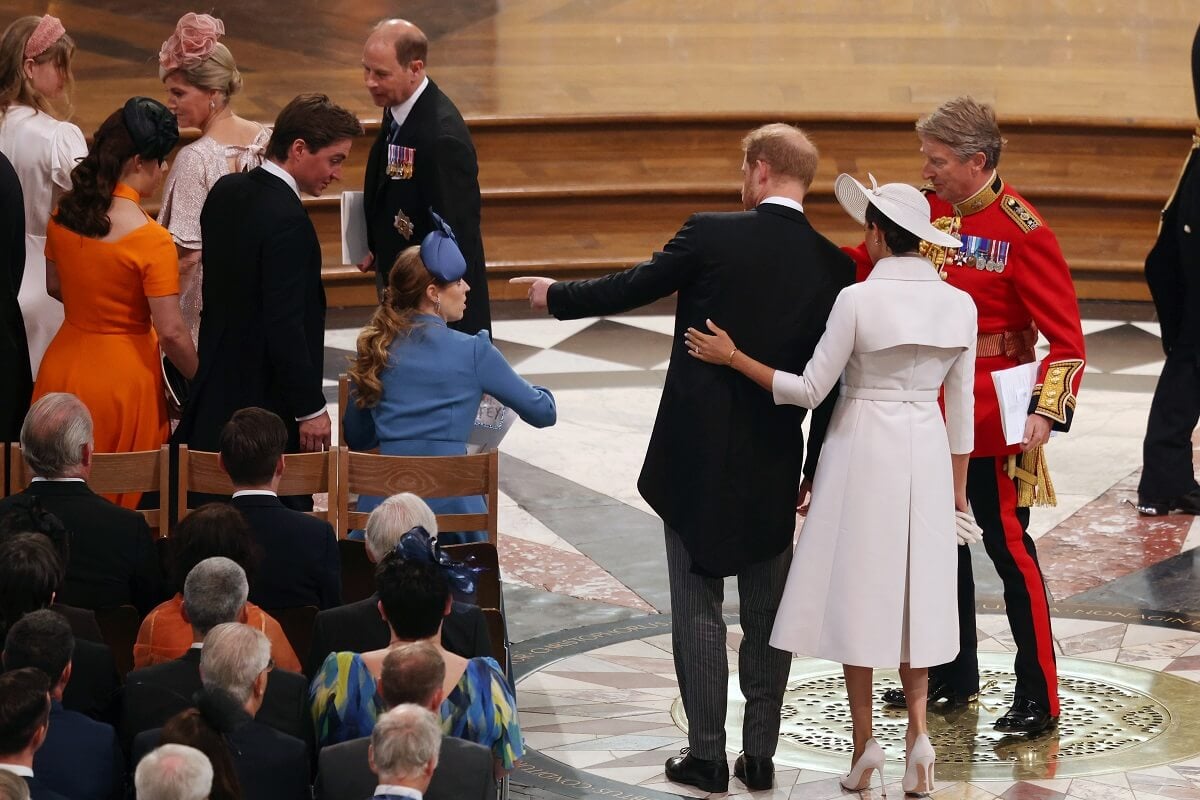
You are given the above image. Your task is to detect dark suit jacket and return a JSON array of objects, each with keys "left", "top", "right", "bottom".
[
  {"left": 62, "top": 638, "right": 119, "bottom": 723},
  {"left": 176, "top": 167, "right": 326, "bottom": 454},
  {"left": 315, "top": 734, "right": 492, "bottom": 800},
  {"left": 0, "top": 151, "right": 29, "bottom": 441},
  {"left": 363, "top": 78, "right": 490, "bottom": 334},
  {"left": 0, "top": 482, "right": 164, "bottom": 614},
  {"left": 120, "top": 647, "right": 309, "bottom": 751},
  {"left": 134, "top": 718, "right": 309, "bottom": 800},
  {"left": 22, "top": 775, "right": 68, "bottom": 800},
  {"left": 233, "top": 494, "right": 341, "bottom": 610},
  {"left": 1146, "top": 139, "right": 1200, "bottom": 354},
  {"left": 548, "top": 204, "right": 852, "bottom": 576},
  {"left": 34, "top": 700, "right": 124, "bottom": 800},
  {"left": 52, "top": 603, "right": 103, "bottom": 643},
  {"left": 305, "top": 596, "right": 490, "bottom": 677}
]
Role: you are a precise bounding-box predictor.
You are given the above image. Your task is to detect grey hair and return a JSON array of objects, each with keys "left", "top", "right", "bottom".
[
  {"left": 183, "top": 557, "right": 248, "bottom": 636},
  {"left": 19, "top": 393, "right": 92, "bottom": 478},
  {"left": 915, "top": 95, "right": 1005, "bottom": 170},
  {"left": 365, "top": 492, "right": 438, "bottom": 561},
  {"left": 0, "top": 768, "right": 29, "bottom": 800},
  {"left": 200, "top": 622, "right": 270, "bottom": 704},
  {"left": 134, "top": 743, "right": 214, "bottom": 800},
  {"left": 370, "top": 704, "right": 442, "bottom": 781}
]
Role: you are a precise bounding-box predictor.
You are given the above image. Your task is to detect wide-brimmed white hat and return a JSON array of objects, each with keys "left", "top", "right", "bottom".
[{"left": 834, "top": 173, "right": 962, "bottom": 248}]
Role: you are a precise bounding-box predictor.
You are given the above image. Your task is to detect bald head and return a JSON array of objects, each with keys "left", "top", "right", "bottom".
[{"left": 363, "top": 19, "right": 428, "bottom": 108}]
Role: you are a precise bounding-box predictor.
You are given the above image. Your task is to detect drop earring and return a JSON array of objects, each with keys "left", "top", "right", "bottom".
[{"left": 435, "top": 296, "right": 442, "bottom": 317}]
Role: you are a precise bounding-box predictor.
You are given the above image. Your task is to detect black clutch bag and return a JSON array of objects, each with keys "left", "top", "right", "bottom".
[{"left": 162, "top": 354, "right": 189, "bottom": 415}]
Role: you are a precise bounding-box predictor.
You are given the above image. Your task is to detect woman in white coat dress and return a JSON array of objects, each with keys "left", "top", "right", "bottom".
[{"left": 686, "top": 174, "right": 979, "bottom": 796}]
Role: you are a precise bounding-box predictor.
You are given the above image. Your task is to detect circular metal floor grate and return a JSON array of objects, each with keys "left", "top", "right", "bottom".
[{"left": 675, "top": 653, "right": 1200, "bottom": 780}]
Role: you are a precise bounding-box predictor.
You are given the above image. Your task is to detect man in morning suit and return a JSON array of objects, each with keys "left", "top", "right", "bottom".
[
  {"left": 306, "top": 493, "right": 490, "bottom": 676},
  {"left": 1139, "top": 22, "right": 1200, "bottom": 517},
  {"left": 121, "top": 558, "right": 308, "bottom": 750},
  {"left": 0, "top": 393, "right": 163, "bottom": 614},
  {"left": 513, "top": 124, "right": 852, "bottom": 793},
  {"left": 4, "top": 611, "right": 124, "bottom": 800},
  {"left": 315, "top": 642, "right": 492, "bottom": 800},
  {"left": 866, "top": 97, "right": 1086, "bottom": 735},
  {"left": 365, "top": 705, "right": 443, "bottom": 800},
  {"left": 360, "top": 19, "right": 491, "bottom": 334},
  {"left": 0, "top": 668, "right": 66, "bottom": 800},
  {"left": 0, "top": 151, "right": 30, "bottom": 443},
  {"left": 220, "top": 407, "right": 340, "bottom": 610},
  {"left": 175, "top": 94, "right": 363, "bottom": 507},
  {"left": 132, "top": 624, "right": 309, "bottom": 800}
]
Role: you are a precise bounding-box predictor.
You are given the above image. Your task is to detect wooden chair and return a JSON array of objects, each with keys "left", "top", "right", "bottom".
[
  {"left": 441, "top": 542, "right": 502, "bottom": 611},
  {"left": 176, "top": 446, "right": 338, "bottom": 529},
  {"left": 11, "top": 443, "right": 171, "bottom": 535},
  {"left": 338, "top": 538, "right": 377, "bottom": 604},
  {"left": 336, "top": 449, "right": 499, "bottom": 544},
  {"left": 482, "top": 608, "right": 511, "bottom": 683},
  {"left": 264, "top": 605, "right": 318, "bottom": 666},
  {"left": 93, "top": 605, "right": 140, "bottom": 680}
]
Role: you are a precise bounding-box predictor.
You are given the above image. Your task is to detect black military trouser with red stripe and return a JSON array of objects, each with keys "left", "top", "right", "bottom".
[{"left": 930, "top": 456, "right": 1059, "bottom": 717}]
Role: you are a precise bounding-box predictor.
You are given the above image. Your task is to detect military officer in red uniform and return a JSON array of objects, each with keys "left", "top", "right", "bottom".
[{"left": 853, "top": 96, "right": 1086, "bottom": 735}]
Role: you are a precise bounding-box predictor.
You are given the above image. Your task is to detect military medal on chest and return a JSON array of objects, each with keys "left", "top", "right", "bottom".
[
  {"left": 949, "top": 233, "right": 1010, "bottom": 272},
  {"left": 393, "top": 209, "right": 414, "bottom": 239},
  {"left": 386, "top": 144, "right": 414, "bottom": 179}
]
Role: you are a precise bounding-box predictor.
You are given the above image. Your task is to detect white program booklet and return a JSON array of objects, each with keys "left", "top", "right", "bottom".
[
  {"left": 340, "top": 191, "right": 368, "bottom": 266},
  {"left": 991, "top": 360, "right": 1042, "bottom": 446},
  {"left": 466, "top": 395, "right": 516, "bottom": 454}
]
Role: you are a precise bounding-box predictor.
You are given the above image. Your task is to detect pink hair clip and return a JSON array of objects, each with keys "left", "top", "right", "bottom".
[
  {"left": 158, "top": 12, "right": 225, "bottom": 72},
  {"left": 24, "top": 15, "right": 66, "bottom": 60}
]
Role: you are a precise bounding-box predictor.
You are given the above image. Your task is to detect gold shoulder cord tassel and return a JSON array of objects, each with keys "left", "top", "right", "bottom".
[{"left": 1007, "top": 446, "right": 1057, "bottom": 507}]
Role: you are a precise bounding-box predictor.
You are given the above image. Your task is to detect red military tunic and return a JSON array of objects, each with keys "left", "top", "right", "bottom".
[{"left": 849, "top": 174, "right": 1086, "bottom": 457}]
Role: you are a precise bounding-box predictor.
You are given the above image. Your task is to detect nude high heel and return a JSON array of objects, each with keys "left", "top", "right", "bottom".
[
  {"left": 902, "top": 734, "right": 935, "bottom": 795},
  {"left": 841, "top": 737, "right": 885, "bottom": 794}
]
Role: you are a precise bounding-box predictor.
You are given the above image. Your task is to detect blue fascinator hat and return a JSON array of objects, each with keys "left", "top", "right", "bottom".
[
  {"left": 391, "top": 525, "right": 483, "bottom": 603},
  {"left": 419, "top": 210, "right": 467, "bottom": 283}
]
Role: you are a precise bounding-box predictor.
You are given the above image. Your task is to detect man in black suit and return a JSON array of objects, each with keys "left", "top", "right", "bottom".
[
  {"left": 360, "top": 19, "right": 490, "bottom": 334},
  {"left": 121, "top": 557, "right": 308, "bottom": 750},
  {"left": 0, "top": 668, "right": 66, "bottom": 800},
  {"left": 0, "top": 151, "right": 30, "bottom": 444},
  {"left": 513, "top": 124, "right": 851, "bottom": 793},
  {"left": 132, "top": 623, "right": 309, "bottom": 800},
  {"left": 0, "top": 534, "right": 118, "bottom": 722},
  {"left": 176, "top": 94, "right": 363, "bottom": 502},
  {"left": 133, "top": 744, "right": 213, "bottom": 800},
  {"left": 306, "top": 493, "right": 490, "bottom": 676},
  {"left": 0, "top": 393, "right": 163, "bottom": 614},
  {"left": 220, "top": 407, "right": 341, "bottom": 610},
  {"left": 315, "top": 642, "right": 492, "bottom": 800},
  {"left": 4, "top": 611, "right": 124, "bottom": 800}
]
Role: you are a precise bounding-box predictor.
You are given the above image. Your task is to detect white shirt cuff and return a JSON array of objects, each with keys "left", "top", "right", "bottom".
[{"left": 296, "top": 405, "right": 327, "bottom": 422}]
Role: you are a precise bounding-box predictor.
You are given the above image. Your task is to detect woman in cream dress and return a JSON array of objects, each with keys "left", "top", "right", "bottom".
[
  {"left": 0, "top": 15, "right": 87, "bottom": 376},
  {"left": 686, "top": 174, "right": 978, "bottom": 795}
]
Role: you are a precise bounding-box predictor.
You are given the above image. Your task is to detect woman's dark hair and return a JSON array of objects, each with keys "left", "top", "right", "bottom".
[
  {"left": 865, "top": 202, "right": 921, "bottom": 256},
  {"left": 376, "top": 556, "right": 449, "bottom": 640},
  {"left": 160, "top": 691, "right": 245, "bottom": 800},
  {"left": 53, "top": 97, "right": 177, "bottom": 238},
  {"left": 168, "top": 504, "right": 260, "bottom": 593},
  {"left": 0, "top": 495, "right": 70, "bottom": 567}
]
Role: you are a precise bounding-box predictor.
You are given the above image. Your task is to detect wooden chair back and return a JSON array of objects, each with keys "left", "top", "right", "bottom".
[
  {"left": 177, "top": 446, "right": 338, "bottom": 529},
  {"left": 11, "top": 444, "right": 171, "bottom": 533},
  {"left": 337, "top": 538, "right": 376, "bottom": 604},
  {"left": 336, "top": 449, "right": 498, "bottom": 544},
  {"left": 441, "top": 542, "right": 502, "bottom": 611},
  {"left": 93, "top": 605, "right": 140, "bottom": 680},
  {"left": 482, "top": 608, "right": 510, "bottom": 681}
]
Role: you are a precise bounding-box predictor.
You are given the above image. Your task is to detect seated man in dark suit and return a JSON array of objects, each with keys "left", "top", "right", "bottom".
[
  {"left": 366, "top": 705, "right": 443, "bottom": 800},
  {"left": 0, "top": 394, "right": 164, "bottom": 614},
  {"left": 0, "top": 668, "right": 66, "bottom": 800},
  {"left": 133, "top": 623, "right": 309, "bottom": 800},
  {"left": 0, "top": 534, "right": 117, "bottom": 722},
  {"left": 133, "top": 744, "right": 213, "bottom": 800},
  {"left": 220, "top": 407, "right": 340, "bottom": 610},
  {"left": 121, "top": 557, "right": 308, "bottom": 750},
  {"left": 3, "top": 611, "right": 124, "bottom": 800},
  {"left": 315, "top": 641, "right": 492, "bottom": 800},
  {"left": 306, "top": 493, "right": 489, "bottom": 676}
]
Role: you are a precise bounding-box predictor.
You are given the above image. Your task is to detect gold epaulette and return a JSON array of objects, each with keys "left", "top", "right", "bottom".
[
  {"left": 1001, "top": 195, "right": 1041, "bottom": 234},
  {"left": 1008, "top": 447, "right": 1056, "bottom": 507}
]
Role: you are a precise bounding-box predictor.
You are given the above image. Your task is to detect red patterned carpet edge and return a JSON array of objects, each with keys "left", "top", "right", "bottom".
[{"left": 496, "top": 533, "right": 656, "bottom": 613}]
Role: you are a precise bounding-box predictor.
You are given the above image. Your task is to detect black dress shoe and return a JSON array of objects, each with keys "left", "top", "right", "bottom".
[
  {"left": 1136, "top": 487, "right": 1200, "bottom": 516},
  {"left": 734, "top": 753, "right": 774, "bottom": 790},
  {"left": 665, "top": 749, "right": 729, "bottom": 793},
  {"left": 993, "top": 697, "right": 1057, "bottom": 735},
  {"left": 881, "top": 681, "right": 973, "bottom": 709}
]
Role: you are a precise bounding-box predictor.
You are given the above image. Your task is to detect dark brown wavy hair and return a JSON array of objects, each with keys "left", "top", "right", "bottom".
[
  {"left": 52, "top": 109, "right": 136, "bottom": 238},
  {"left": 160, "top": 695, "right": 243, "bottom": 800},
  {"left": 348, "top": 246, "right": 449, "bottom": 408}
]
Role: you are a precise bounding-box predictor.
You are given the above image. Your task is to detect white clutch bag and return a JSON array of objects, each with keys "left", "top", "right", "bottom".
[{"left": 466, "top": 394, "right": 514, "bottom": 454}]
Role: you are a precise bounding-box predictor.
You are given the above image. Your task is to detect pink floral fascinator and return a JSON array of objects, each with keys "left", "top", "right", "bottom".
[{"left": 158, "top": 12, "right": 225, "bottom": 73}]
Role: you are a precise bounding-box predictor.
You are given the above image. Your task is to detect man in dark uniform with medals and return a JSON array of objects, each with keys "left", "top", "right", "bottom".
[
  {"left": 1138, "top": 22, "right": 1200, "bottom": 517},
  {"left": 360, "top": 19, "right": 491, "bottom": 335},
  {"left": 851, "top": 96, "right": 1086, "bottom": 735}
]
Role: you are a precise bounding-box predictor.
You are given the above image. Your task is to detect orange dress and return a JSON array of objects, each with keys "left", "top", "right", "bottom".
[{"left": 34, "top": 184, "right": 178, "bottom": 508}]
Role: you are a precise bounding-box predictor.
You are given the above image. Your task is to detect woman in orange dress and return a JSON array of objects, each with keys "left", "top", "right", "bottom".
[{"left": 34, "top": 97, "right": 197, "bottom": 508}]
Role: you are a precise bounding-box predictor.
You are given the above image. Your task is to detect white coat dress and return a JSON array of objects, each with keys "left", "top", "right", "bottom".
[{"left": 768, "top": 255, "right": 977, "bottom": 668}]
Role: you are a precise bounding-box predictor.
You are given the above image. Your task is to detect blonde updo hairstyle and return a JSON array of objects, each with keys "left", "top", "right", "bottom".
[
  {"left": 158, "top": 13, "right": 242, "bottom": 103},
  {"left": 0, "top": 16, "right": 75, "bottom": 116},
  {"left": 348, "top": 247, "right": 447, "bottom": 409}
]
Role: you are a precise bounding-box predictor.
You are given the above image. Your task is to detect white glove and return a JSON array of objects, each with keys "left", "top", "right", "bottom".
[{"left": 955, "top": 510, "right": 982, "bottom": 545}]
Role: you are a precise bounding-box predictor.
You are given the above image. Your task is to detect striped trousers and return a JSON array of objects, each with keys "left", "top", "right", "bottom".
[{"left": 664, "top": 525, "right": 793, "bottom": 760}]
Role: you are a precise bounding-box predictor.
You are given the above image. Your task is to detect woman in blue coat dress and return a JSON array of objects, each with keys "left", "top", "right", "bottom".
[{"left": 344, "top": 216, "right": 556, "bottom": 543}]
